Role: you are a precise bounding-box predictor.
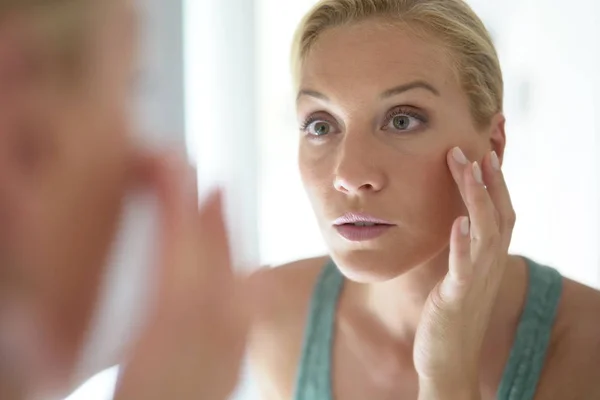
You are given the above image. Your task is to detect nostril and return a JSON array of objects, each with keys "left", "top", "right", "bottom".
[
  {"left": 334, "top": 181, "right": 376, "bottom": 194},
  {"left": 334, "top": 183, "right": 349, "bottom": 193}
]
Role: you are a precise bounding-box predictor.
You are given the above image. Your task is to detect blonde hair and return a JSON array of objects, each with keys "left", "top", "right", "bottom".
[{"left": 291, "top": 0, "right": 503, "bottom": 129}]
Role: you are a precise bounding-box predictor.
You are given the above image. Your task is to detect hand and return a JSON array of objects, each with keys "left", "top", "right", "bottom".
[
  {"left": 413, "top": 147, "right": 516, "bottom": 399},
  {"left": 113, "top": 153, "right": 255, "bottom": 400}
]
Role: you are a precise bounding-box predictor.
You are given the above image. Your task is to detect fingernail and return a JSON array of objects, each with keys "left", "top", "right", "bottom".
[
  {"left": 460, "top": 217, "right": 470, "bottom": 236},
  {"left": 452, "top": 147, "right": 468, "bottom": 165},
  {"left": 472, "top": 162, "right": 483, "bottom": 184},
  {"left": 490, "top": 151, "right": 500, "bottom": 171}
]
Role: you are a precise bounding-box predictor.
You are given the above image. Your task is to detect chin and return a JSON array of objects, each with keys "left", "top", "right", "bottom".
[
  {"left": 328, "top": 249, "right": 419, "bottom": 283},
  {"left": 326, "top": 235, "right": 450, "bottom": 284}
]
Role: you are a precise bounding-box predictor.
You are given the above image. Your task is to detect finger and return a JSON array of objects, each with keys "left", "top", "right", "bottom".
[
  {"left": 447, "top": 147, "right": 499, "bottom": 255},
  {"left": 155, "top": 152, "right": 197, "bottom": 243},
  {"left": 447, "top": 146, "right": 469, "bottom": 199},
  {"left": 463, "top": 161, "right": 498, "bottom": 244},
  {"left": 153, "top": 152, "right": 199, "bottom": 296},
  {"left": 196, "top": 189, "right": 234, "bottom": 283},
  {"left": 481, "top": 151, "right": 516, "bottom": 251},
  {"left": 439, "top": 216, "right": 472, "bottom": 304}
]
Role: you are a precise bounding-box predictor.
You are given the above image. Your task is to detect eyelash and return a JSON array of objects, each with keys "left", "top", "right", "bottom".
[{"left": 299, "top": 116, "right": 321, "bottom": 132}]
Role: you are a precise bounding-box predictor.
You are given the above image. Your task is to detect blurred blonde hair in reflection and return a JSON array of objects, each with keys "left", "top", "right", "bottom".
[{"left": 291, "top": 0, "right": 503, "bottom": 129}]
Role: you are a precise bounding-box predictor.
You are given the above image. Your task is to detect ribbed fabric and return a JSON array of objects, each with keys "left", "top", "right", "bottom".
[
  {"left": 293, "top": 259, "right": 343, "bottom": 400},
  {"left": 496, "top": 259, "right": 563, "bottom": 400}
]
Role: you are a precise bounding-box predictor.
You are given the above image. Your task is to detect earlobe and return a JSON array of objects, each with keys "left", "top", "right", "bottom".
[{"left": 489, "top": 113, "right": 506, "bottom": 163}]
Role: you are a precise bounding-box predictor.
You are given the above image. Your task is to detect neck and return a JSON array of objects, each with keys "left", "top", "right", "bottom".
[
  {"left": 350, "top": 250, "right": 526, "bottom": 346},
  {"left": 361, "top": 248, "right": 451, "bottom": 343}
]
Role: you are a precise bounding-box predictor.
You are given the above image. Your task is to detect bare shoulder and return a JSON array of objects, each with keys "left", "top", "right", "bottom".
[
  {"left": 250, "top": 256, "right": 330, "bottom": 327},
  {"left": 248, "top": 256, "right": 330, "bottom": 399},
  {"left": 536, "top": 277, "right": 600, "bottom": 399}
]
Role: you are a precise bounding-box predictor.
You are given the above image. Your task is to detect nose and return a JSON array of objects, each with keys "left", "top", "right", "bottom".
[{"left": 333, "top": 134, "right": 387, "bottom": 195}]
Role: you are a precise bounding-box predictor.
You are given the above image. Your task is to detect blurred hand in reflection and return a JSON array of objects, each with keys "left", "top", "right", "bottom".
[{"left": 112, "top": 154, "right": 255, "bottom": 400}]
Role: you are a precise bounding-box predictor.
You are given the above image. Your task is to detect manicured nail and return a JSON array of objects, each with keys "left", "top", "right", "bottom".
[
  {"left": 452, "top": 147, "right": 468, "bottom": 165},
  {"left": 460, "top": 217, "right": 470, "bottom": 236},
  {"left": 472, "top": 162, "right": 483, "bottom": 184},
  {"left": 490, "top": 151, "right": 500, "bottom": 171}
]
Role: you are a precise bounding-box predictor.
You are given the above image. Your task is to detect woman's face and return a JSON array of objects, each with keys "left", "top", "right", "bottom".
[
  {"left": 297, "top": 20, "right": 504, "bottom": 282},
  {"left": 0, "top": 0, "right": 137, "bottom": 391}
]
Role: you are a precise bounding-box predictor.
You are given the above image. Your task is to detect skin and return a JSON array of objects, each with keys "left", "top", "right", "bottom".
[{"left": 249, "top": 19, "right": 600, "bottom": 400}]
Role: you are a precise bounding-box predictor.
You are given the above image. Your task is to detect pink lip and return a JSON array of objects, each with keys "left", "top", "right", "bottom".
[
  {"left": 333, "top": 212, "right": 394, "bottom": 226},
  {"left": 333, "top": 212, "right": 395, "bottom": 242}
]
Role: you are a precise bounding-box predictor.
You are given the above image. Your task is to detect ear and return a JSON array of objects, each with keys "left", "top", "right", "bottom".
[{"left": 488, "top": 112, "right": 506, "bottom": 163}]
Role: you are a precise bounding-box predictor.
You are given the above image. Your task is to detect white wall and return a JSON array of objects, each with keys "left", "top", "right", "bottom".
[
  {"left": 134, "top": 0, "right": 186, "bottom": 145},
  {"left": 485, "top": 0, "right": 599, "bottom": 287},
  {"left": 256, "top": 0, "right": 327, "bottom": 265},
  {"left": 185, "top": 0, "right": 260, "bottom": 270}
]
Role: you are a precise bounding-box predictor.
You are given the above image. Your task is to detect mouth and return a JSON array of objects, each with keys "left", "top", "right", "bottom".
[{"left": 332, "top": 213, "right": 395, "bottom": 242}]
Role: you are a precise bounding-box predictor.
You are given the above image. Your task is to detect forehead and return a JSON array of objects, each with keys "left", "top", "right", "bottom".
[{"left": 300, "top": 19, "right": 460, "bottom": 100}]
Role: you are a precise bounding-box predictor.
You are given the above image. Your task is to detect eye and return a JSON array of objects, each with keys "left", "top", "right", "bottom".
[
  {"left": 301, "top": 117, "right": 335, "bottom": 137},
  {"left": 386, "top": 114, "right": 420, "bottom": 131},
  {"left": 383, "top": 107, "right": 428, "bottom": 133},
  {"left": 310, "top": 121, "right": 331, "bottom": 136}
]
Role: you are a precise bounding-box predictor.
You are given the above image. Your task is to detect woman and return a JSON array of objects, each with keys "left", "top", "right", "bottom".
[{"left": 249, "top": 0, "right": 600, "bottom": 399}]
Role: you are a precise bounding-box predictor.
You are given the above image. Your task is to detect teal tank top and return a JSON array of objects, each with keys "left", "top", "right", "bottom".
[{"left": 294, "top": 258, "right": 563, "bottom": 400}]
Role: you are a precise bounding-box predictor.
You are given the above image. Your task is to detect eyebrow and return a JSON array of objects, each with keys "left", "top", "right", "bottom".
[
  {"left": 296, "top": 89, "right": 329, "bottom": 102},
  {"left": 296, "top": 80, "right": 440, "bottom": 102},
  {"left": 380, "top": 80, "right": 440, "bottom": 98}
]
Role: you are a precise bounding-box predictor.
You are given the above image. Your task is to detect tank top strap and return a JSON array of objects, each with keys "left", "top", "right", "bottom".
[
  {"left": 497, "top": 258, "right": 563, "bottom": 400},
  {"left": 293, "top": 259, "right": 342, "bottom": 400}
]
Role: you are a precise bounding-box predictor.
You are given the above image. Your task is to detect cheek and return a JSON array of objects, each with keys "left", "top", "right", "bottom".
[
  {"left": 299, "top": 145, "right": 334, "bottom": 209},
  {"left": 395, "top": 152, "right": 464, "bottom": 233}
]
